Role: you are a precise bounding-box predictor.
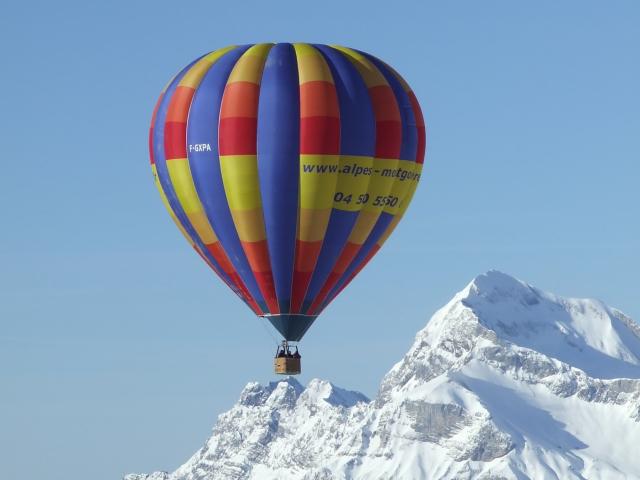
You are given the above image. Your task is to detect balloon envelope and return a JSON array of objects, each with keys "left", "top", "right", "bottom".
[{"left": 149, "top": 43, "right": 425, "bottom": 341}]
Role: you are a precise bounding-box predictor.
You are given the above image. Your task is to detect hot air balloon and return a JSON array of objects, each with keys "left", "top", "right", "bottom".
[{"left": 149, "top": 43, "right": 425, "bottom": 375}]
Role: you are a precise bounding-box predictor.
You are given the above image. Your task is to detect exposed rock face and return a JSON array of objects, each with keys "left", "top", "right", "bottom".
[{"left": 126, "top": 271, "right": 640, "bottom": 480}]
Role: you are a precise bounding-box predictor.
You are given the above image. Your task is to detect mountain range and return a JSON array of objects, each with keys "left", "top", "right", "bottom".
[{"left": 125, "top": 271, "right": 640, "bottom": 479}]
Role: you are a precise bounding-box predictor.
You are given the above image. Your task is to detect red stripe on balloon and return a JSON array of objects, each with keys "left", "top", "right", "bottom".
[
  {"left": 165, "top": 86, "right": 195, "bottom": 123},
  {"left": 239, "top": 239, "right": 279, "bottom": 313},
  {"left": 299, "top": 117, "right": 340, "bottom": 155},
  {"left": 374, "top": 120, "right": 402, "bottom": 159},
  {"left": 408, "top": 91, "right": 426, "bottom": 164},
  {"left": 164, "top": 122, "right": 187, "bottom": 159},
  {"left": 299, "top": 81, "right": 339, "bottom": 117},
  {"left": 368, "top": 85, "right": 402, "bottom": 159},
  {"left": 290, "top": 70, "right": 340, "bottom": 313},
  {"left": 164, "top": 86, "right": 195, "bottom": 160},
  {"left": 306, "top": 242, "right": 360, "bottom": 314},
  {"left": 290, "top": 240, "right": 323, "bottom": 313},
  {"left": 320, "top": 244, "right": 380, "bottom": 314},
  {"left": 220, "top": 82, "right": 260, "bottom": 117},
  {"left": 205, "top": 242, "right": 263, "bottom": 315},
  {"left": 218, "top": 117, "right": 258, "bottom": 155}
]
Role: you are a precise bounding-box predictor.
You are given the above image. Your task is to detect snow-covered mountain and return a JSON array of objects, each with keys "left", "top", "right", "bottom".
[{"left": 126, "top": 271, "right": 640, "bottom": 480}]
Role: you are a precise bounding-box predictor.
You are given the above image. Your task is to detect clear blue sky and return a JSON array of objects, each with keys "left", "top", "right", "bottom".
[{"left": 1, "top": 1, "right": 638, "bottom": 479}]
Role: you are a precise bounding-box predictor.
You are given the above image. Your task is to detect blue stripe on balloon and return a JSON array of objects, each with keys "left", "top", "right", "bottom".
[
  {"left": 256, "top": 43, "right": 300, "bottom": 313},
  {"left": 315, "top": 53, "right": 420, "bottom": 312},
  {"left": 153, "top": 55, "right": 249, "bottom": 305},
  {"left": 301, "top": 44, "right": 376, "bottom": 312},
  {"left": 316, "top": 45, "right": 376, "bottom": 156},
  {"left": 299, "top": 210, "right": 353, "bottom": 314},
  {"left": 318, "top": 211, "right": 395, "bottom": 314},
  {"left": 186, "top": 45, "right": 268, "bottom": 311}
]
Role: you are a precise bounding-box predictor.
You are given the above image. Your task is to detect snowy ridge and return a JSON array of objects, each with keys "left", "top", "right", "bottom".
[{"left": 126, "top": 271, "right": 640, "bottom": 480}]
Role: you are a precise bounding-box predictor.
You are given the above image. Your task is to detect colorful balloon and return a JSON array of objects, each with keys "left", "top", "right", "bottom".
[{"left": 149, "top": 43, "right": 425, "bottom": 342}]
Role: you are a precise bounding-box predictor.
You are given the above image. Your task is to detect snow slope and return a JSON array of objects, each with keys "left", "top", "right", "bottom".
[{"left": 126, "top": 271, "right": 640, "bottom": 480}]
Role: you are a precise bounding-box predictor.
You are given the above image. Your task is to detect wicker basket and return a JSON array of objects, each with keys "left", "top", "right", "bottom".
[{"left": 274, "top": 357, "right": 301, "bottom": 375}]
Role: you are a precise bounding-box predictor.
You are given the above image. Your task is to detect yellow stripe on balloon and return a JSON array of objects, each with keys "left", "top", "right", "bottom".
[
  {"left": 178, "top": 46, "right": 237, "bottom": 88},
  {"left": 340, "top": 157, "right": 400, "bottom": 245},
  {"left": 382, "top": 159, "right": 417, "bottom": 215},
  {"left": 332, "top": 155, "right": 374, "bottom": 212},
  {"left": 298, "top": 208, "right": 332, "bottom": 242},
  {"left": 395, "top": 163, "right": 422, "bottom": 215},
  {"left": 229, "top": 209, "right": 267, "bottom": 242},
  {"left": 166, "top": 158, "right": 218, "bottom": 245},
  {"left": 219, "top": 155, "right": 263, "bottom": 211},
  {"left": 219, "top": 154, "right": 267, "bottom": 241},
  {"left": 331, "top": 46, "right": 388, "bottom": 88},
  {"left": 299, "top": 154, "right": 340, "bottom": 210},
  {"left": 362, "top": 158, "right": 399, "bottom": 213},
  {"left": 293, "top": 44, "right": 334, "bottom": 84},
  {"left": 165, "top": 158, "right": 201, "bottom": 214},
  {"left": 151, "top": 164, "right": 194, "bottom": 246},
  {"left": 187, "top": 211, "right": 218, "bottom": 245},
  {"left": 348, "top": 210, "right": 380, "bottom": 245},
  {"left": 227, "top": 43, "right": 273, "bottom": 84},
  {"left": 298, "top": 152, "right": 339, "bottom": 242},
  {"left": 376, "top": 163, "right": 423, "bottom": 246}
]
